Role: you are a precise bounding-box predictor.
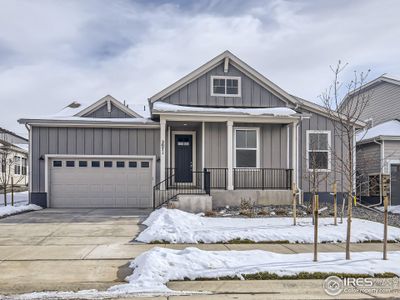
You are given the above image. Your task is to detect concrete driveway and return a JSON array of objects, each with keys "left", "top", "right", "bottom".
[{"left": 0, "top": 208, "right": 154, "bottom": 294}]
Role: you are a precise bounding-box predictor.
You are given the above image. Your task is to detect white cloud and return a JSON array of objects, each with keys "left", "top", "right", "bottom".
[{"left": 1, "top": 0, "right": 400, "bottom": 135}]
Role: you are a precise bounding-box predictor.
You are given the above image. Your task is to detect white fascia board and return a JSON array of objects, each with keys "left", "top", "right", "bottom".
[
  {"left": 157, "top": 113, "right": 306, "bottom": 124},
  {"left": 357, "top": 135, "right": 400, "bottom": 145},
  {"left": 19, "top": 120, "right": 160, "bottom": 128}
]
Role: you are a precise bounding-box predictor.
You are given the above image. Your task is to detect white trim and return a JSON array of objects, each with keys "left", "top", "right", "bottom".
[
  {"left": 291, "top": 122, "right": 298, "bottom": 186},
  {"left": 201, "top": 122, "right": 205, "bottom": 170},
  {"left": 286, "top": 125, "right": 290, "bottom": 169},
  {"left": 160, "top": 119, "right": 166, "bottom": 187},
  {"left": 171, "top": 131, "right": 197, "bottom": 185},
  {"left": 233, "top": 127, "right": 260, "bottom": 168},
  {"left": 28, "top": 125, "right": 32, "bottom": 194},
  {"left": 154, "top": 114, "right": 304, "bottom": 124},
  {"left": 210, "top": 75, "right": 241, "bottom": 97},
  {"left": 224, "top": 57, "right": 229, "bottom": 73},
  {"left": 19, "top": 121, "right": 159, "bottom": 129},
  {"left": 296, "top": 123, "right": 300, "bottom": 188},
  {"left": 44, "top": 154, "right": 156, "bottom": 208},
  {"left": 306, "top": 130, "right": 332, "bottom": 172},
  {"left": 227, "top": 121, "right": 234, "bottom": 190},
  {"left": 388, "top": 160, "right": 400, "bottom": 206}
]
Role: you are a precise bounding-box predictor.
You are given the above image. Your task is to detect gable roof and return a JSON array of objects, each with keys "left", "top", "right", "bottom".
[
  {"left": 74, "top": 95, "right": 142, "bottom": 118},
  {"left": 148, "top": 50, "right": 301, "bottom": 106},
  {"left": 292, "top": 95, "right": 366, "bottom": 128},
  {"left": 339, "top": 74, "right": 400, "bottom": 111},
  {"left": 357, "top": 119, "right": 400, "bottom": 144},
  {"left": 0, "top": 127, "right": 28, "bottom": 142}
]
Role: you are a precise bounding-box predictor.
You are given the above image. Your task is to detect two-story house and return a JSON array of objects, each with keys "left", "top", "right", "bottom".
[{"left": 341, "top": 75, "right": 400, "bottom": 206}]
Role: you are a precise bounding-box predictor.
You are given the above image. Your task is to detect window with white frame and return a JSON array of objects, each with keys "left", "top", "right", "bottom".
[
  {"left": 211, "top": 76, "right": 241, "bottom": 96},
  {"left": 234, "top": 128, "right": 259, "bottom": 168},
  {"left": 14, "top": 156, "right": 21, "bottom": 175},
  {"left": 306, "top": 130, "right": 331, "bottom": 171}
]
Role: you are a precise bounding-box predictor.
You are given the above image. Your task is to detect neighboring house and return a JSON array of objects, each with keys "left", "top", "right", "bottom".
[
  {"left": 0, "top": 128, "right": 29, "bottom": 188},
  {"left": 341, "top": 75, "right": 400, "bottom": 206},
  {"left": 19, "top": 51, "right": 362, "bottom": 209}
]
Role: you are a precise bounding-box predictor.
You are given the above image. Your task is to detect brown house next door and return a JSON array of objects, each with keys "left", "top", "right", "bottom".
[
  {"left": 391, "top": 164, "right": 400, "bottom": 205},
  {"left": 175, "top": 135, "right": 193, "bottom": 183}
]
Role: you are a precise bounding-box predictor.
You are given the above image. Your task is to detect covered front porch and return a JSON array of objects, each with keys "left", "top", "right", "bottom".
[{"left": 153, "top": 103, "right": 305, "bottom": 208}]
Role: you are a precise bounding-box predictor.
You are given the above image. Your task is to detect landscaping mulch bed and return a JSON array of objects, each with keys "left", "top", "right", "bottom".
[{"left": 214, "top": 202, "right": 400, "bottom": 228}]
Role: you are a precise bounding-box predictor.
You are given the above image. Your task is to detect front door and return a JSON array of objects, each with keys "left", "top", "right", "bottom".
[
  {"left": 175, "top": 135, "right": 193, "bottom": 183},
  {"left": 391, "top": 164, "right": 400, "bottom": 205}
]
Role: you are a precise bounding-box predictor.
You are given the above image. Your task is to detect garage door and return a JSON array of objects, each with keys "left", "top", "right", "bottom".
[
  {"left": 391, "top": 164, "right": 400, "bottom": 205},
  {"left": 49, "top": 157, "right": 153, "bottom": 208}
]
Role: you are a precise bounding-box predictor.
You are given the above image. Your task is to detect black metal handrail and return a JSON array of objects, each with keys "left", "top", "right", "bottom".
[
  {"left": 233, "top": 168, "right": 292, "bottom": 190},
  {"left": 153, "top": 169, "right": 211, "bottom": 209}
]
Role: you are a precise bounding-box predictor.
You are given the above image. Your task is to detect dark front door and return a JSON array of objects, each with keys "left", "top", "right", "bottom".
[
  {"left": 391, "top": 164, "right": 400, "bottom": 205},
  {"left": 175, "top": 135, "right": 193, "bottom": 183}
]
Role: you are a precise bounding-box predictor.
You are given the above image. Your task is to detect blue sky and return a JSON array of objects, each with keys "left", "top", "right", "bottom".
[{"left": 1, "top": 0, "right": 400, "bottom": 135}]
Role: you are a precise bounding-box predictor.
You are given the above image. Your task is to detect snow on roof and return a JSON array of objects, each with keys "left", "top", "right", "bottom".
[
  {"left": 152, "top": 102, "right": 298, "bottom": 117},
  {"left": 19, "top": 115, "right": 157, "bottom": 125},
  {"left": 357, "top": 119, "right": 400, "bottom": 142},
  {"left": 53, "top": 100, "right": 150, "bottom": 118},
  {"left": 15, "top": 143, "right": 29, "bottom": 152}
]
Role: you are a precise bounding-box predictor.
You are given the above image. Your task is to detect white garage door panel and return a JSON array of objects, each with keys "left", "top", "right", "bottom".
[{"left": 49, "top": 158, "right": 153, "bottom": 208}]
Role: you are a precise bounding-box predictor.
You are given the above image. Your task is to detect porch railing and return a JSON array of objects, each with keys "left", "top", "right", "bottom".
[
  {"left": 153, "top": 169, "right": 211, "bottom": 209},
  {"left": 205, "top": 168, "right": 228, "bottom": 189},
  {"left": 234, "top": 168, "right": 292, "bottom": 190}
]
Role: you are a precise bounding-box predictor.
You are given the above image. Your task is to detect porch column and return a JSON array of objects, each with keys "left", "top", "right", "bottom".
[
  {"left": 227, "top": 120, "right": 234, "bottom": 190},
  {"left": 291, "top": 122, "right": 298, "bottom": 187},
  {"left": 160, "top": 119, "right": 166, "bottom": 189}
]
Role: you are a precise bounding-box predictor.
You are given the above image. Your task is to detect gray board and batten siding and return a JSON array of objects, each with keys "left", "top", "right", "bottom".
[
  {"left": 345, "top": 82, "right": 400, "bottom": 126},
  {"left": 30, "top": 126, "right": 160, "bottom": 206},
  {"left": 298, "top": 107, "right": 348, "bottom": 195},
  {"left": 161, "top": 61, "right": 288, "bottom": 108},
  {"left": 83, "top": 103, "right": 133, "bottom": 118}
]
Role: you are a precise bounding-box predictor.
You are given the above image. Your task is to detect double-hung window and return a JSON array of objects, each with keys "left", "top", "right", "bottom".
[
  {"left": 234, "top": 128, "right": 259, "bottom": 168},
  {"left": 211, "top": 76, "right": 241, "bottom": 97},
  {"left": 14, "top": 156, "right": 21, "bottom": 175},
  {"left": 306, "top": 130, "right": 331, "bottom": 172}
]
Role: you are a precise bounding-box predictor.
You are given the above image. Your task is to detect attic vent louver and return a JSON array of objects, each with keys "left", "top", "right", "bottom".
[{"left": 68, "top": 101, "right": 81, "bottom": 108}]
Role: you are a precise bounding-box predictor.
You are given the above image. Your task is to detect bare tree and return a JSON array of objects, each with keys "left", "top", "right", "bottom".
[
  {"left": 0, "top": 133, "right": 25, "bottom": 206},
  {"left": 319, "top": 61, "right": 371, "bottom": 260}
]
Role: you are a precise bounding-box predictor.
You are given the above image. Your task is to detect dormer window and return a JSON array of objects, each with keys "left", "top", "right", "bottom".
[{"left": 211, "top": 76, "right": 241, "bottom": 97}]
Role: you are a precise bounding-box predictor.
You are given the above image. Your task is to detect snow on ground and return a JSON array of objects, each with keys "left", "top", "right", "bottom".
[
  {"left": 0, "top": 204, "right": 41, "bottom": 218},
  {"left": 4, "top": 247, "right": 400, "bottom": 300},
  {"left": 377, "top": 206, "right": 400, "bottom": 215},
  {"left": 0, "top": 191, "right": 29, "bottom": 207},
  {"left": 136, "top": 208, "right": 400, "bottom": 243}
]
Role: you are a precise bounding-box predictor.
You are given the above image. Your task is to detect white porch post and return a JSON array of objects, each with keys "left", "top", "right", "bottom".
[
  {"left": 227, "top": 120, "right": 234, "bottom": 190},
  {"left": 160, "top": 119, "right": 166, "bottom": 189},
  {"left": 291, "top": 122, "right": 298, "bottom": 187}
]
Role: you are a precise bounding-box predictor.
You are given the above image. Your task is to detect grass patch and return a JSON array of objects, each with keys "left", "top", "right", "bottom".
[{"left": 181, "top": 272, "right": 397, "bottom": 281}]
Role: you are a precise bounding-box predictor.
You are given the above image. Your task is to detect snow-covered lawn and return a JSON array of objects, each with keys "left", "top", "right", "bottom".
[
  {"left": 0, "top": 191, "right": 29, "bottom": 207},
  {"left": 377, "top": 206, "right": 400, "bottom": 215},
  {"left": 136, "top": 208, "right": 400, "bottom": 243},
  {"left": 5, "top": 247, "right": 400, "bottom": 299},
  {"left": 0, "top": 204, "right": 42, "bottom": 218}
]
